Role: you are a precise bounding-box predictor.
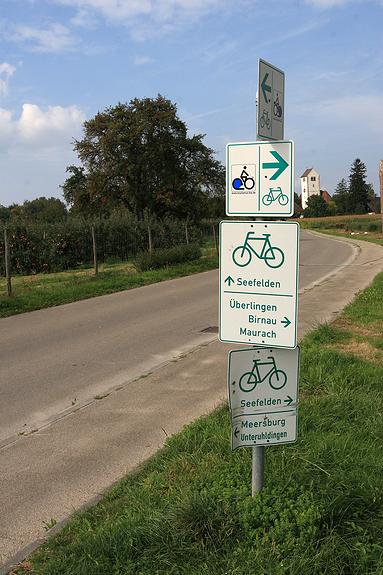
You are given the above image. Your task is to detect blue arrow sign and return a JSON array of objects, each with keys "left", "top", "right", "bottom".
[{"left": 262, "top": 151, "right": 288, "bottom": 180}]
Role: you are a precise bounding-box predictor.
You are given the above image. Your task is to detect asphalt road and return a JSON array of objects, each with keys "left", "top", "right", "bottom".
[
  {"left": 0, "top": 230, "right": 353, "bottom": 446},
  {"left": 4, "top": 229, "right": 380, "bottom": 571}
]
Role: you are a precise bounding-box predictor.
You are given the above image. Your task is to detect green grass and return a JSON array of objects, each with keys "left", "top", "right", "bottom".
[
  {"left": 0, "top": 246, "right": 218, "bottom": 318},
  {"left": 15, "top": 272, "right": 383, "bottom": 575},
  {"left": 299, "top": 214, "right": 383, "bottom": 247}
]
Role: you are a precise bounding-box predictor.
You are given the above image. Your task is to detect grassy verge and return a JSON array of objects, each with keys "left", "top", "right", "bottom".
[
  {"left": 299, "top": 213, "right": 383, "bottom": 247},
  {"left": 0, "top": 247, "right": 218, "bottom": 318},
  {"left": 15, "top": 273, "right": 383, "bottom": 575}
]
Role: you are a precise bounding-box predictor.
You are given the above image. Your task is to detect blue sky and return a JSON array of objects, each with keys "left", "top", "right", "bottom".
[{"left": 0, "top": 0, "right": 382, "bottom": 206}]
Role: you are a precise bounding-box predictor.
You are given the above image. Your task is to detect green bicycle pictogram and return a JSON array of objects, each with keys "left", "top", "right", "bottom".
[
  {"left": 232, "top": 232, "right": 285, "bottom": 268},
  {"left": 262, "top": 186, "right": 289, "bottom": 207},
  {"left": 239, "top": 356, "right": 287, "bottom": 392},
  {"left": 260, "top": 109, "right": 271, "bottom": 129}
]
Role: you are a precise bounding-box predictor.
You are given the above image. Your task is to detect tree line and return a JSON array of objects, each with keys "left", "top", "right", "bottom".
[
  {"left": 1, "top": 94, "right": 225, "bottom": 226},
  {"left": 1, "top": 94, "right": 376, "bottom": 225},
  {"left": 303, "top": 158, "right": 377, "bottom": 218}
]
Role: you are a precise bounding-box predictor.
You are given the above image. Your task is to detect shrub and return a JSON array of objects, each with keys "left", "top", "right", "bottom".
[{"left": 134, "top": 244, "right": 202, "bottom": 271}]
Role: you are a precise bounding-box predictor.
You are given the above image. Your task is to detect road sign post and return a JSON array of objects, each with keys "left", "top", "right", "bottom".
[
  {"left": 257, "top": 59, "right": 285, "bottom": 141},
  {"left": 228, "top": 347, "right": 299, "bottom": 449},
  {"left": 222, "top": 59, "right": 297, "bottom": 496},
  {"left": 226, "top": 140, "right": 294, "bottom": 217},
  {"left": 219, "top": 220, "right": 299, "bottom": 348}
]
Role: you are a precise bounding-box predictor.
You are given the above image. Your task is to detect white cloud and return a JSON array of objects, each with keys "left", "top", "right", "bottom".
[
  {"left": 305, "top": 0, "right": 354, "bottom": 6},
  {"left": 12, "top": 23, "right": 77, "bottom": 53},
  {"left": 301, "top": 94, "right": 383, "bottom": 135},
  {"left": 133, "top": 55, "right": 154, "bottom": 66},
  {"left": 53, "top": 0, "right": 228, "bottom": 38},
  {"left": 0, "top": 62, "right": 16, "bottom": 97},
  {"left": 0, "top": 103, "right": 85, "bottom": 152}
]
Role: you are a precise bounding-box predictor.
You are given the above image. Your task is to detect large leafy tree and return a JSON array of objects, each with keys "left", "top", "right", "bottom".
[
  {"left": 62, "top": 95, "right": 225, "bottom": 220},
  {"left": 21, "top": 197, "right": 67, "bottom": 223},
  {"left": 348, "top": 158, "right": 369, "bottom": 214},
  {"left": 303, "top": 194, "right": 328, "bottom": 218}
]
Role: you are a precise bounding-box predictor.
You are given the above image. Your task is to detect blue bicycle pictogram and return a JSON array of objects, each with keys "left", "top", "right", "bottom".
[{"left": 232, "top": 166, "right": 255, "bottom": 191}]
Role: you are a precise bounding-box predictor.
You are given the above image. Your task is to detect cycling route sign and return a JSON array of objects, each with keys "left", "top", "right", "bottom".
[
  {"left": 257, "top": 59, "right": 284, "bottom": 141},
  {"left": 219, "top": 220, "right": 299, "bottom": 349},
  {"left": 226, "top": 140, "right": 294, "bottom": 217},
  {"left": 228, "top": 346, "right": 299, "bottom": 449}
]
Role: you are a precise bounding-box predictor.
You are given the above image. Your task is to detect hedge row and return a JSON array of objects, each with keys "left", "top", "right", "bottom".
[
  {"left": 134, "top": 244, "right": 202, "bottom": 271},
  {"left": 0, "top": 214, "right": 209, "bottom": 275}
]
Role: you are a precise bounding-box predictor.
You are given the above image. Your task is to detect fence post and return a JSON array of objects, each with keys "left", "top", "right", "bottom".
[
  {"left": 4, "top": 228, "right": 12, "bottom": 296},
  {"left": 91, "top": 225, "right": 98, "bottom": 275},
  {"left": 185, "top": 220, "right": 189, "bottom": 245},
  {"left": 212, "top": 223, "right": 219, "bottom": 256},
  {"left": 148, "top": 223, "right": 153, "bottom": 254}
]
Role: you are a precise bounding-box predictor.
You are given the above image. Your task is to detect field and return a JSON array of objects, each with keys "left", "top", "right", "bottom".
[
  {"left": 298, "top": 213, "right": 383, "bottom": 246},
  {"left": 0, "top": 245, "right": 218, "bottom": 318}
]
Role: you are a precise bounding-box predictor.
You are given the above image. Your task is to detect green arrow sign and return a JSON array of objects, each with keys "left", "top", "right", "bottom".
[
  {"left": 261, "top": 73, "right": 271, "bottom": 103},
  {"left": 284, "top": 395, "right": 293, "bottom": 406},
  {"left": 281, "top": 317, "right": 291, "bottom": 328},
  {"left": 225, "top": 275, "right": 235, "bottom": 286},
  {"left": 262, "top": 151, "right": 288, "bottom": 180}
]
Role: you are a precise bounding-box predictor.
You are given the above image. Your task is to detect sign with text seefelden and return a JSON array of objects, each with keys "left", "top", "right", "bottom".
[
  {"left": 228, "top": 346, "right": 299, "bottom": 449},
  {"left": 219, "top": 220, "right": 299, "bottom": 349}
]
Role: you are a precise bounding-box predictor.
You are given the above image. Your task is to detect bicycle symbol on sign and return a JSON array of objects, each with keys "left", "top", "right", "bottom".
[
  {"left": 232, "top": 231, "right": 285, "bottom": 269},
  {"left": 273, "top": 94, "right": 282, "bottom": 119},
  {"left": 262, "top": 187, "right": 289, "bottom": 207},
  {"left": 232, "top": 166, "right": 255, "bottom": 191},
  {"left": 239, "top": 356, "right": 287, "bottom": 392},
  {"left": 259, "top": 109, "right": 271, "bottom": 129}
]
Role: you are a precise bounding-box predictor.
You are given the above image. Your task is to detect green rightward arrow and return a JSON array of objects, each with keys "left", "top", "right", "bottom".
[
  {"left": 261, "top": 73, "right": 271, "bottom": 102},
  {"left": 281, "top": 316, "right": 291, "bottom": 328},
  {"left": 262, "top": 151, "right": 289, "bottom": 180},
  {"left": 284, "top": 395, "right": 293, "bottom": 406},
  {"left": 225, "top": 275, "right": 234, "bottom": 286}
]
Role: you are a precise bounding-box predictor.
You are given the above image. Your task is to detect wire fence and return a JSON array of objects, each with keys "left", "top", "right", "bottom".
[{"left": 0, "top": 215, "right": 219, "bottom": 280}]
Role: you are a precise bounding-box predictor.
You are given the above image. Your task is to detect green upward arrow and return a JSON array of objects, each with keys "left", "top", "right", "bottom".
[
  {"left": 225, "top": 275, "right": 235, "bottom": 286},
  {"left": 262, "top": 151, "right": 289, "bottom": 180},
  {"left": 261, "top": 73, "right": 271, "bottom": 102}
]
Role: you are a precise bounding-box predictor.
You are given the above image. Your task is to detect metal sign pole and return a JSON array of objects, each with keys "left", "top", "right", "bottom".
[
  {"left": 252, "top": 445, "right": 264, "bottom": 494},
  {"left": 252, "top": 91, "right": 265, "bottom": 495}
]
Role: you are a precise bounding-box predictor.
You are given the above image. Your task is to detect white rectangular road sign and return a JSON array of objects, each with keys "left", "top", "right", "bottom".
[
  {"left": 219, "top": 220, "right": 299, "bottom": 348},
  {"left": 227, "top": 347, "right": 299, "bottom": 449},
  {"left": 226, "top": 140, "right": 294, "bottom": 217},
  {"left": 257, "top": 59, "right": 284, "bottom": 141}
]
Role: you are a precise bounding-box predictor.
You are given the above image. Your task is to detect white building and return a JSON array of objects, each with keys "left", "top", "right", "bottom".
[{"left": 300, "top": 168, "right": 320, "bottom": 209}]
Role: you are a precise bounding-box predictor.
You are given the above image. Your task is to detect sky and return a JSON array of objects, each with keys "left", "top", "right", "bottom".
[{"left": 0, "top": 0, "right": 382, "bottom": 207}]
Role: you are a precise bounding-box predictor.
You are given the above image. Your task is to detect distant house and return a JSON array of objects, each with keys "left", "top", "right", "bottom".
[
  {"left": 300, "top": 168, "right": 320, "bottom": 209},
  {"left": 320, "top": 190, "right": 332, "bottom": 204}
]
